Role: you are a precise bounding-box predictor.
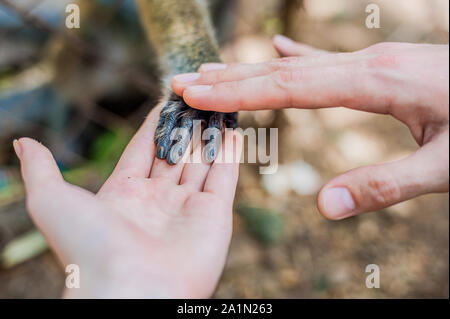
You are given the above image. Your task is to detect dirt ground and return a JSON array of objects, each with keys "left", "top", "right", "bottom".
[{"left": 0, "top": 0, "right": 448, "bottom": 298}]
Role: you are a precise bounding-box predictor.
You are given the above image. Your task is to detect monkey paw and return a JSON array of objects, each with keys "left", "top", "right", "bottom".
[{"left": 154, "top": 93, "right": 238, "bottom": 165}]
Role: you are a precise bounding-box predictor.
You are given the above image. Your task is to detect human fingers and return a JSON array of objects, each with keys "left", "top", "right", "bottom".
[
  {"left": 180, "top": 141, "right": 211, "bottom": 192},
  {"left": 172, "top": 63, "right": 272, "bottom": 96},
  {"left": 203, "top": 130, "right": 243, "bottom": 205},
  {"left": 109, "top": 104, "right": 161, "bottom": 179},
  {"left": 181, "top": 61, "right": 387, "bottom": 113},
  {"left": 149, "top": 140, "right": 190, "bottom": 184},
  {"left": 172, "top": 52, "right": 364, "bottom": 97}
]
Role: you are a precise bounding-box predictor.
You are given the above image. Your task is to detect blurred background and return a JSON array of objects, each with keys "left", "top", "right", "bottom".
[{"left": 0, "top": 0, "right": 448, "bottom": 298}]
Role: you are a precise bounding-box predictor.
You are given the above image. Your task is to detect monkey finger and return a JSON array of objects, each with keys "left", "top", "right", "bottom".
[
  {"left": 167, "top": 113, "right": 195, "bottom": 165},
  {"left": 203, "top": 112, "right": 224, "bottom": 163}
]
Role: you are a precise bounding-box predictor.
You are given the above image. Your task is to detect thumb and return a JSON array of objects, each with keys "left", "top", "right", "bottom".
[
  {"left": 13, "top": 138, "right": 102, "bottom": 264},
  {"left": 273, "top": 35, "right": 328, "bottom": 57},
  {"left": 13, "top": 138, "right": 67, "bottom": 255},
  {"left": 318, "top": 133, "right": 449, "bottom": 220},
  {"left": 13, "top": 138, "right": 64, "bottom": 200}
]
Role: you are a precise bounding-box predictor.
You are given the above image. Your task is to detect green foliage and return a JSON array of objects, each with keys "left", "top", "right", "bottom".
[
  {"left": 0, "top": 67, "right": 18, "bottom": 93},
  {"left": 313, "top": 274, "right": 330, "bottom": 292},
  {"left": 264, "top": 17, "right": 283, "bottom": 35},
  {"left": 237, "top": 204, "right": 284, "bottom": 245},
  {"left": 91, "top": 129, "right": 130, "bottom": 179},
  {"left": 62, "top": 165, "right": 99, "bottom": 186},
  {"left": 62, "top": 129, "right": 130, "bottom": 187},
  {"left": 0, "top": 229, "right": 48, "bottom": 269}
]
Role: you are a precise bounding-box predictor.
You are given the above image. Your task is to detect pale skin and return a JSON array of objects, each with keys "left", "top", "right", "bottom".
[
  {"left": 172, "top": 36, "right": 449, "bottom": 220},
  {"left": 13, "top": 104, "right": 242, "bottom": 298}
]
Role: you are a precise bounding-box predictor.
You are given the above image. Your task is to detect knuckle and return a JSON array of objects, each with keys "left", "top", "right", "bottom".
[
  {"left": 211, "top": 71, "right": 224, "bottom": 82},
  {"left": 205, "top": 66, "right": 234, "bottom": 83},
  {"left": 273, "top": 70, "right": 297, "bottom": 89},
  {"left": 268, "top": 57, "right": 297, "bottom": 71},
  {"left": 366, "top": 173, "right": 402, "bottom": 206},
  {"left": 272, "top": 70, "right": 298, "bottom": 107}
]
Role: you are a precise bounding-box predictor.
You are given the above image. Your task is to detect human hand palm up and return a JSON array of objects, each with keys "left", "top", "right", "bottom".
[{"left": 14, "top": 104, "right": 242, "bottom": 298}]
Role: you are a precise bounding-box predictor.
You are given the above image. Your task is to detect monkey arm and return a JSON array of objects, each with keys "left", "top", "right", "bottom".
[{"left": 136, "top": 0, "right": 237, "bottom": 164}]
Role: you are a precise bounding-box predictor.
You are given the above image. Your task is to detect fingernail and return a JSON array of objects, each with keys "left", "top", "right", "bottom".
[
  {"left": 321, "top": 187, "right": 355, "bottom": 219},
  {"left": 273, "top": 34, "right": 294, "bottom": 47},
  {"left": 13, "top": 139, "right": 22, "bottom": 160},
  {"left": 156, "top": 146, "right": 166, "bottom": 159},
  {"left": 174, "top": 73, "right": 200, "bottom": 83},
  {"left": 200, "top": 63, "right": 227, "bottom": 71},
  {"left": 186, "top": 85, "right": 212, "bottom": 94}
]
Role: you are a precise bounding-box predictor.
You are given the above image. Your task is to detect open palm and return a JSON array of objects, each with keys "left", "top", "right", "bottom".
[{"left": 14, "top": 104, "right": 242, "bottom": 298}]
